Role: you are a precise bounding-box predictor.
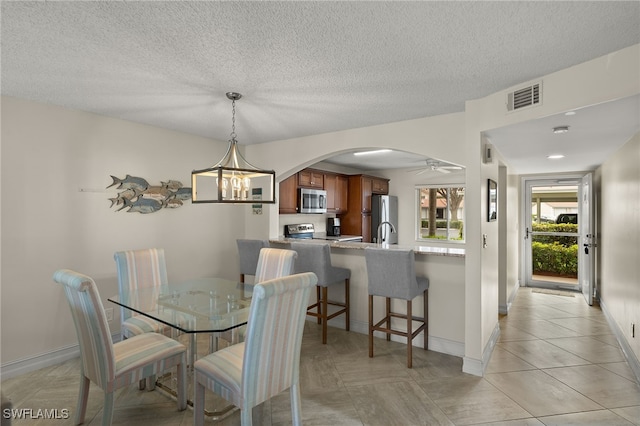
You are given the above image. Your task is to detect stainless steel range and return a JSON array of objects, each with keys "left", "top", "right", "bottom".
[
  {"left": 284, "top": 223, "right": 315, "bottom": 239},
  {"left": 284, "top": 223, "right": 363, "bottom": 242}
]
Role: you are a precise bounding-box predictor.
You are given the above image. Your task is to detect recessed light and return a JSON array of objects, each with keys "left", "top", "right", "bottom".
[
  {"left": 552, "top": 126, "right": 570, "bottom": 134},
  {"left": 353, "top": 149, "right": 392, "bottom": 156},
  {"left": 547, "top": 154, "right": 565, "bottom": 159},
  {"left": 565, "top": 111, "right": 576, "bottom": 116}
]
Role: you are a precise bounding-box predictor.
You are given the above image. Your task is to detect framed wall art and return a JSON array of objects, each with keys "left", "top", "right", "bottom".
[{"left": 488, "top": 179, "right": 497, "bottom": 222}]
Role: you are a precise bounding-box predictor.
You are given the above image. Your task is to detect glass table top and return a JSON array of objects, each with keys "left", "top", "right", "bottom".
[{"left": 108, "top": 277, "right": 254, "bottom": 334}]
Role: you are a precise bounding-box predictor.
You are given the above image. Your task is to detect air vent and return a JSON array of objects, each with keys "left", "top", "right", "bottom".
[{"left": 507, "top": 82, "right": 542, "bottom": 112}]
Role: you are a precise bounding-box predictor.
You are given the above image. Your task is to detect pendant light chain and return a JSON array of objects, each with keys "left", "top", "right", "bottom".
[{"left": 230, "top": 98, "right": 237, "bottom": 141}]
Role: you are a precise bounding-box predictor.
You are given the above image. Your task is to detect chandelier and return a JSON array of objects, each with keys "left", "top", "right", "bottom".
[{"left": 191, "top": 92, "right": 276, "bottom": 204}]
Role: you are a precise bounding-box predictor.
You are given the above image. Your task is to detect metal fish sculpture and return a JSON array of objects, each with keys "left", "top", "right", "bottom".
[
  {"left": 168, "top": 187, "right": 192, "bottom": 201},
  {"left": 140, "top": 185, "right": 172, "bottom": 201},
  {"left": 164, "top": 198, "right": 183, "bottom": 208},
  {"left": 107, "top": 175, "right": 189, "bottom": 213},
  {"left": 161, "top": 180, "right": 183, "bottom": 191},
  {"left": 107, "top": 175, "right": 149, "bottom": 192},
  {"left": 119, "top": 197, "right": 163, "bottom": 214},
  {"left": 108, "top": 189, "right": 139, "bottom": 207}
]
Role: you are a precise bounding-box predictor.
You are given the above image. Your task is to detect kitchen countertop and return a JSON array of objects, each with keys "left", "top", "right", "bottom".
[{"left": 269, "top": 237, "right": 465, "bottom": 257}]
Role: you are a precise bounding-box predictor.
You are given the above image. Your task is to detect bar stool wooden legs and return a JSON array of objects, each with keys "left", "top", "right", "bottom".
[
  {"left": 365, "top": 247, "right": 429, "bottom": 368},
  {"left": 310, "top": 278, "right": 350, "bottom": 344}
]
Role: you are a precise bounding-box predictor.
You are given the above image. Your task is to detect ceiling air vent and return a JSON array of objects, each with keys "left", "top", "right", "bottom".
[{"left": 506, "top": 81, "right": 542, "bottom": 112}]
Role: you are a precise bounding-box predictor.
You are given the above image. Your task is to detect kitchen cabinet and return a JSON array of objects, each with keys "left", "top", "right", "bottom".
[
  {"left": 324, "top": 173, "right": 348, "bottom": 214},
  {"left": 339, "top": 175, "right": 374, "bottom": 242},
  {"left": 298, "top": 169, "right": 324, "bottom": 189},
  {"left": 278, "top": 174, "right": 298, "bottom": 214},
  {"left": 372, "top": 177, "right": 389, "bottom": 194}
]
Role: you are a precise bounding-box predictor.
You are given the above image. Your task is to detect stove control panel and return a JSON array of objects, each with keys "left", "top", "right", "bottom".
[{"left": 285, "top": 223, "right": 315, "bottom": 236}]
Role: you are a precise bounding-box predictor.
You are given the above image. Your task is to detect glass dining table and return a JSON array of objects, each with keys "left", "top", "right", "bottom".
[{"left": 108, "top": 277, "right": 253, "bottom": 418}]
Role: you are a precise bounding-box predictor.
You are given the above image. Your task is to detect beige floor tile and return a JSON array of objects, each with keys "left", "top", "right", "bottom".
[
  {"left": 498, "top": 339, "right": 591, "bottom": 369},
  {"left": 485, "top": 370, "right": 603, "bottom": 417},
  {"left": 474, "top": 419, "right": 545, "bottom": 426},
  {"left": 504, "top": 319, "right": 582, "bottom": 339},
  {"left": 430, "top": 387, "right": 531, "bottom": 425},
  {"left": 545, "top": 336, "right": 626, "bottom": 363},
  {"left": 498, "top": 324, "right": 539, "bottom": 342},
  {"left": 271, "top": 388, "right": 361, "bottom": 426},
  {"left": 486, "top": 346, "right": 537, "bottom": 374},
  {"left": 415, "top": 374, "right": 497, "bottom": 401},
  {"left": 547, "top": 317, "right": 615, "bottom": 336},
  {"left": 611, "top": 406, "right": 640, "bottom": 425},
  {"left": 600, "top": 361, "right": 639, "bottom": 382},
  {"left": 349, "top": 381, "right": 453, "bottom": 426},
  {"left": 542, "top": 364, "right": 640, "bottom": 408},
  {"left": 591, "top": 333, "right": 622, "bottom": 346},
  {"left": 537, "top": 409, "right": 636, "bottom": 425}
]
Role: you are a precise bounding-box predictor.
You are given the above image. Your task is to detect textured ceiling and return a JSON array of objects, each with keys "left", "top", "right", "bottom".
[{"left": 1, "top": 1, "right": 639, "bottom": 173}]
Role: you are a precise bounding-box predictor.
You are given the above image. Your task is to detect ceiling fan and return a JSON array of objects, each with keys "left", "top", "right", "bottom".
[{"left": 409, "top": 159, "right": 463, "bottom": 175}]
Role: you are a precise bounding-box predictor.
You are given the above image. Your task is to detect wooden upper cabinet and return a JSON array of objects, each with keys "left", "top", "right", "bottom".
[
  {"left": 372, "top": 177, "right": 389, "bottom": 194},
  {"left": 335, "top": 174, "right": 348, "bottom": 213},
  {"left": 278, "top": 174, "right": 298, "bottom": 214},
  {"left": 298, "top": 169, "right": 324, "bottom": 189},
  {"left": 324, "top": 173, "right": 349, "bottom": 214},
  {"left": 361, "top": 176, "right": 373, "bottom": 213}
]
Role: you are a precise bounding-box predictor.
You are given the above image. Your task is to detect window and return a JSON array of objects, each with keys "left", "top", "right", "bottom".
[{"left": 416, "top": 185, "right": 465, "bottom": 242}]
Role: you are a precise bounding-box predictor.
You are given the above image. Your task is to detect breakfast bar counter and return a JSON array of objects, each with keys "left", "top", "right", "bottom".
[
  {"left": 269, "top": 237, "right": 466, "bottom": 359},
  {"left": 269, "top": 237, "right": 466, "bottom": 257}
]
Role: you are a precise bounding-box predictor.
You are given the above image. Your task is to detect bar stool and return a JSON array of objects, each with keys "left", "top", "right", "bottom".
[
  {"left": 290, "top": 242, "right": 351, "bottom": 344},
  {"left": 364, "top": 247, "right": 429, "bottom": 368},
  {"left": 236, "top": 239, "right": 269, "bottom": 283}
]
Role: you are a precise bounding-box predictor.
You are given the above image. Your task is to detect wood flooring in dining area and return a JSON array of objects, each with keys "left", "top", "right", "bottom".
[{"left": 2, "top": 287, "right": 640, "bottom": 425}]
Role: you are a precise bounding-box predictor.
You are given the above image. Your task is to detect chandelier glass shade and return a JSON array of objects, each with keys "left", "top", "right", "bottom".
[{"left": 191, "top": 92, "right": 276, "bottom": 204}]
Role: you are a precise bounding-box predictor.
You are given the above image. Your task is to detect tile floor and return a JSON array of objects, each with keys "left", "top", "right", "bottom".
[{"left": 2, "top": 287, "right": 639, "bottom": 425}]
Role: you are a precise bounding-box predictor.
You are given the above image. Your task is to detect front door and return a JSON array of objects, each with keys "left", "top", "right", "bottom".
[
  {"left": 579, "top": 173, "right": 595, "bottom": 305},
  {"left": 524, "top": 178, "right": 580, "bottom": 291}
]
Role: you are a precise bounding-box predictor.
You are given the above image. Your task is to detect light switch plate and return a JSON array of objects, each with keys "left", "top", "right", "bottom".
[{"left": 105, "top": 307, "right": 114, "bottom": 322}]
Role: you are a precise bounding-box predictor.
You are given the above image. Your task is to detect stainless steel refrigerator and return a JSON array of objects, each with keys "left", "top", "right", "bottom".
[{"left": 371, "top": 194, "right": 398, "bottom": 244}]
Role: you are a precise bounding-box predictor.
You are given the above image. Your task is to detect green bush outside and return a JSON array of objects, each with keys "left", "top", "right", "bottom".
[
  {"left": 420, "top": 220, "right": 464, "bottom": 240},
  {"left": 532, "top": 241, "right": 578, "bottom": 278},
  {"left": 421, "top": 220, "right": 463, "bottom": 229}
]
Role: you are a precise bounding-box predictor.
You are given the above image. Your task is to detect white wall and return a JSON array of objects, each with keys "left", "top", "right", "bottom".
[
  {"left": 0, "top": 97, "right": 247, "bottom": 370},
  {"left": 598, "top": 132, "right": 640, "bottom": 372}
]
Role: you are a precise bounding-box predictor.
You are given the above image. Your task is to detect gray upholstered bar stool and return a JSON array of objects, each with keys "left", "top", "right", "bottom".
[
  {"left": 290, "top": 242, "right": 351, "bottom": 344},
  {"left": 236, "top": 239, "right": 269, "bottom": 283},
  {"left": 364, "top": 247, "right": 429, "bottom": 368}
]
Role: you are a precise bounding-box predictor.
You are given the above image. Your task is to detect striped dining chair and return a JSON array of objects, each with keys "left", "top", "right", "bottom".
[
  {"left": 227, "top": 247, "right": 298, "bottom": 346},
  {"left": 254, "top": 247, "right": 297, "bottom": 283},
  {"left": 53, "top": 269, "right": 187, "bottom": 426},
  {"left": 194, "top": 272, "right": 318, "bottom": 426},
  {"left": 114, "top": 248, "right": 172, "bottom": 339}
]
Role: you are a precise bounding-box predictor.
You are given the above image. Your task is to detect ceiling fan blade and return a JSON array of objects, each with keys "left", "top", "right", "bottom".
[
  {"left": 435, "top": 167, "right": 451, "bottom": 173},
  {"left": 415, "top": 168, "right": 430, "bottom": 175}
]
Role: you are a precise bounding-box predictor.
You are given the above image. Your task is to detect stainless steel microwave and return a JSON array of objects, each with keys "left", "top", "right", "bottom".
[{"left": 298, "top": 188, "right": 327, "bottom": 214}]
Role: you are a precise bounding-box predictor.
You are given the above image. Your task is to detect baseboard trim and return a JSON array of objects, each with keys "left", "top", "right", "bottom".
[
  {"left": 499, "top": 279, "right": 520, "bottom": 314},
  {"left": 462, "top": 321, "right": 501, "bottom": 377},
  {"left": 600, "top": 299, "right": 640, "bottom": 385},
  {"left": 0, "top": 332, "right": 121, "bottom": 381}
]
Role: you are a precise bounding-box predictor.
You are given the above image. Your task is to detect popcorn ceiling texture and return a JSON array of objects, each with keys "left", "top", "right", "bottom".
[{"left": 1, "top": 1, "right": 638, "bottom": 145}]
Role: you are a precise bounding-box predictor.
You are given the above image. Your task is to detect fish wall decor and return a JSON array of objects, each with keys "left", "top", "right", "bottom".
[{"left": 106, "top": 175, "right": 191, "bottom": 214}]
